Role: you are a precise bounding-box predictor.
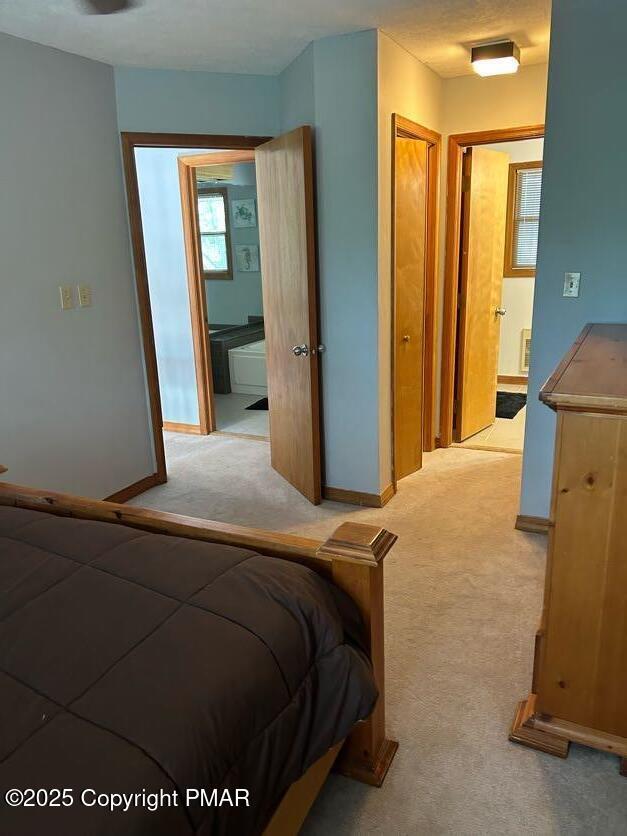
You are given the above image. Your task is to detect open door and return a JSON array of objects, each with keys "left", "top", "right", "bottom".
[
  {"left": 255, "top": 126, "right": 321, "bottom": 504},
  {"left": 394, "top": 136, "right": 428, "bottom": 480},
  {"left": 454, "top": 146, "right": 509, "bottom": 442}
]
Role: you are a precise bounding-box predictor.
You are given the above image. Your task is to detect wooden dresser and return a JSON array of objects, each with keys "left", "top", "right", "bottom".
[{"left": 511, "top": 323, "right": 627, "bottom": 774}]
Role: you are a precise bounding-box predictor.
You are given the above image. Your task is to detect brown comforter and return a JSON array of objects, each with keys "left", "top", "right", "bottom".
[{"left": 0, "top": 506, "right": 377, "bottom": 835}]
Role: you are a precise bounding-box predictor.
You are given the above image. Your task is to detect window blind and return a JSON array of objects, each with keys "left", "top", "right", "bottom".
[
  {"left": 196, "top": 190, "right": 230, "bottom": 274},
  {"left": 513, "top": 167, "right": 542, "bottom": 268}
]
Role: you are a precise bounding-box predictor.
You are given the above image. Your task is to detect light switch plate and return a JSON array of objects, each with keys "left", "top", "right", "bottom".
[
  {"left": 59, "top": 286, "right": 74, "bottom": 310},
  {"left": 77, "top": 284, "right": 92, "bottom": 307},
  {"left": 563, "top": 272, "right": 581, "bottom": 298}
]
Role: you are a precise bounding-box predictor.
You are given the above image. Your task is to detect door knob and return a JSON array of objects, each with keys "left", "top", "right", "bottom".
[
  {"left": 402, "top": 335, "right": 411, "bottom": 342},
  {"left": 292, "top": 344, "right": 326, "bottom": 357},
  {"left": 495, "top": 307, "right": 507, "bottom": 317}
]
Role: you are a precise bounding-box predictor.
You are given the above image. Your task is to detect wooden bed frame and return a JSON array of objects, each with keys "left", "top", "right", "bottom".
[{"left": 0, "top": 479, "right": 398, "bottom": 834}]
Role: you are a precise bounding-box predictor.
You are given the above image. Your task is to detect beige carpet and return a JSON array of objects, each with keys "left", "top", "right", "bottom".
[{"left": 131, "top": 432, "right": 627, "bottom": 835}]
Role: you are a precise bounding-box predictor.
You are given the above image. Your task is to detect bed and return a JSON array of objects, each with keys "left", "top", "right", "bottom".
[{"left": 0, "top": 480, "right": 398, "bottom": 835}]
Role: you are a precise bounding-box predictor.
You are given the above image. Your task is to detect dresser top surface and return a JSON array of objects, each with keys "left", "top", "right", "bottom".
[{"left": 541, "top": 323, "right": 627, "bottom": 413}]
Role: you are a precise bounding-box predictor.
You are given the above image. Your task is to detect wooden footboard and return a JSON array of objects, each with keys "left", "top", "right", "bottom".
[{"left": 0, "top": 481, "right": 398, "bottom": 802}]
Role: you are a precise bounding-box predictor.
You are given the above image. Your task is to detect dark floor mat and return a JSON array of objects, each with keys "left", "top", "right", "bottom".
[
  {"left": 496, "top": 391, "right": 526, "bottom": 419},
  {"left": 246, "top": 397, "right": 268, "bottom": 411}
]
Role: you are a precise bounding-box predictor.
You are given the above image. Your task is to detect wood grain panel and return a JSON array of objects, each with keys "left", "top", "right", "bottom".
[
  {"left": 391, "top": 114, "right": 441, "bottom": 472},
  {"left": 512, "top": 325, "right": 627, "bottom": 767},
  {"left": 394, "top": 137, "right": 428, "bottom": 479},
  {"left": 162, "top": 421, "right": 202, "bottom": 435},
  {"left": 104, "top": 472, "right": 164, "bottom": 503},
  {"left": 515, "top": 514, "right": 551, "bottom": 534},
  {"left": 537, "top": 411, "right": 627, "bottom": 736},
  {"left": 263, "top": 743, "right": 342, "bottom": 836},
  {"left": 455, "top": 147, "right": 509, "bottom": 442},
  {"left": 499, "top": 374, "right": 528, "bottom": 385},
  {"left": 423, "top": 139, "right": 440, "bottom": 452},
  {"left": 177, "top": 150, "right": 256, "bottom": 167},
  {"left": 332, "top": 556, "right": 398, "bottom": 785},
  {"left": 323, "top": 484, "right": 396, "bottom": 508},
  {"left": 255, "top": 127, "right": 321, "bottom": 503},
  {"left": 596, "top": 419, "right": 627, "bottom": 734},
  {"left": 178, "top": 159, "right": 214, "bottom": 433},
  {"left": 541, "top": 323, "right": 627, "bottom": 413}
]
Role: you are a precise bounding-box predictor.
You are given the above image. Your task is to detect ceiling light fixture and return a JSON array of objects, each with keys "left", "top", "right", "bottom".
[{"left": 471, "top": 41, "right": 520, "bottom": 77}]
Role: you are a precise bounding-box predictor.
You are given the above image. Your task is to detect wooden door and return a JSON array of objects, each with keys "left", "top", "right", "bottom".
[
  {"left": 255, "top": 126, "right": 321, "bottom": 504},
  {"left": 394, "top": 136, "right": 428, "bottom": 480},
  {"left": 454, "top": 147, "right": 509, "bottom": 442}
]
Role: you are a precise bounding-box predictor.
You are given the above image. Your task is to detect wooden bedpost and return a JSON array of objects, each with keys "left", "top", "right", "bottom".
[{"left": 318, "top": 522, "right": 398, "bottom": 787}]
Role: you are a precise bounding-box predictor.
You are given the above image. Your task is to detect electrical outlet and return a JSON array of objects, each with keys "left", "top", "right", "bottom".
[
  {"left": 77, "top": 284, "right": 92, "bottom": 308},
  {"left": 563, "top": 272, "right": 581, "bottom": 298},
  {"left": 59, "top": 286, "right": 74, "bottom": 310}
]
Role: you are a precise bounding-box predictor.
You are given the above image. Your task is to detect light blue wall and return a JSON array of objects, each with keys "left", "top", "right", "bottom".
[
  {"left": 310, "top": 31, "right": 380, "bottom": 493},
  {"left": 135, "top": 147, "right": 263, "bottom": 424},
  {"left": 118, "top": 41, "right": 380, "bottom": 493},
  {"left": 279, "top": 43, "right": 315, "bottom": 132},
  {"left": 135, "top": 146, "right": 207, "bottom": 426},
  {"left": 115, "top": 67, "right": 281, "bottom": 427},
  {"left": 520, "top": 0, "right": 627, "bottom": 517},
  {"left": 205, "top": 181, "right": 264, "bottom": 326},
  {"left": 134, "top": 153, "right": 263, "bottom": 426},
  {"left": 114, "top": 67, "right": 280, "bottom": 135},
  {"left": 0, "top": 33, "right": 154, "bottom": 497}
]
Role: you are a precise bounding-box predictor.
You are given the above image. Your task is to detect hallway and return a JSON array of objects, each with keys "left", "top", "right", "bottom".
[{"left": 129, "top": 433, "right": 627, "bottom": 835}]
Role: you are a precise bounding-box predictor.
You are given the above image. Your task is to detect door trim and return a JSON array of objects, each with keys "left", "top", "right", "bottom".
[
  {"left": 391, "top": 114, "right": 441, "bottom": 487},
  {"left": 120, "top": 132, "right": 272, "bottom": 480},
  {"left": 178, "top": 149, "right": 256, "bottom": 434},
  {"left": 439, "top": 124, "right": 544, "bottom": 448}
]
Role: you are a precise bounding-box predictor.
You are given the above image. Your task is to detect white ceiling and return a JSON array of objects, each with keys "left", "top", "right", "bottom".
[{"left": 0, "top": 0, "right": 550, "bottom": 78}]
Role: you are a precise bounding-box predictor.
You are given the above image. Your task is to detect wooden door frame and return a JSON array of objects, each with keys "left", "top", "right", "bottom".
[
  {"left": 177, "top": 149, "right": 257, "bottom": 434},
  {"left": 439, "top": 124, "right": 544, "bottom": 448},
  {"left": 391, "top": 114, "right": 441, "bottom": 487},
  {"left": 121, "top": 132, "right": 272, "bottom": 481}
]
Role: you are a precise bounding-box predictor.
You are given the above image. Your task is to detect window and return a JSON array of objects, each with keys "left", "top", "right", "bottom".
[
  {"left": 196, "top": 187, "right": 232, "bottom": 279},
  {"left": 504, "top": 161, "right": 542, "bottom": 277}
]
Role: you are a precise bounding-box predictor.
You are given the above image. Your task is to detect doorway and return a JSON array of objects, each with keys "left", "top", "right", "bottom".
[
  {"left": 440, "top": 125, "right": 544, "bottom": 454},
  {"left": 178, "top": 150, "right": 269, "bottom": 440},
  {"left": 121, "top": 129, "right": 323, "bottom": 503},
  {"left": 391, "top": 115, "right": 440, "bottom": 485}
]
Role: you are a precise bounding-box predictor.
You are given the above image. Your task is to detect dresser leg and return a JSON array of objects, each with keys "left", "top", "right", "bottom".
[
  {"left": 509, "top": 695, "right": 570, "bottom": 758},
  {"left": 619, "top": 758, "right": 627, "bottom": 777}
]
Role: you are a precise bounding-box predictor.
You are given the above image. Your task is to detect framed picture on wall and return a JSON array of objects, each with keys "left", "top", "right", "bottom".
[
  {"left": 235, "top": 244, "right": 260, "bottom": 272},
  {"left": 231, "top": 198, "right": 257, "bottom": 228}
]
